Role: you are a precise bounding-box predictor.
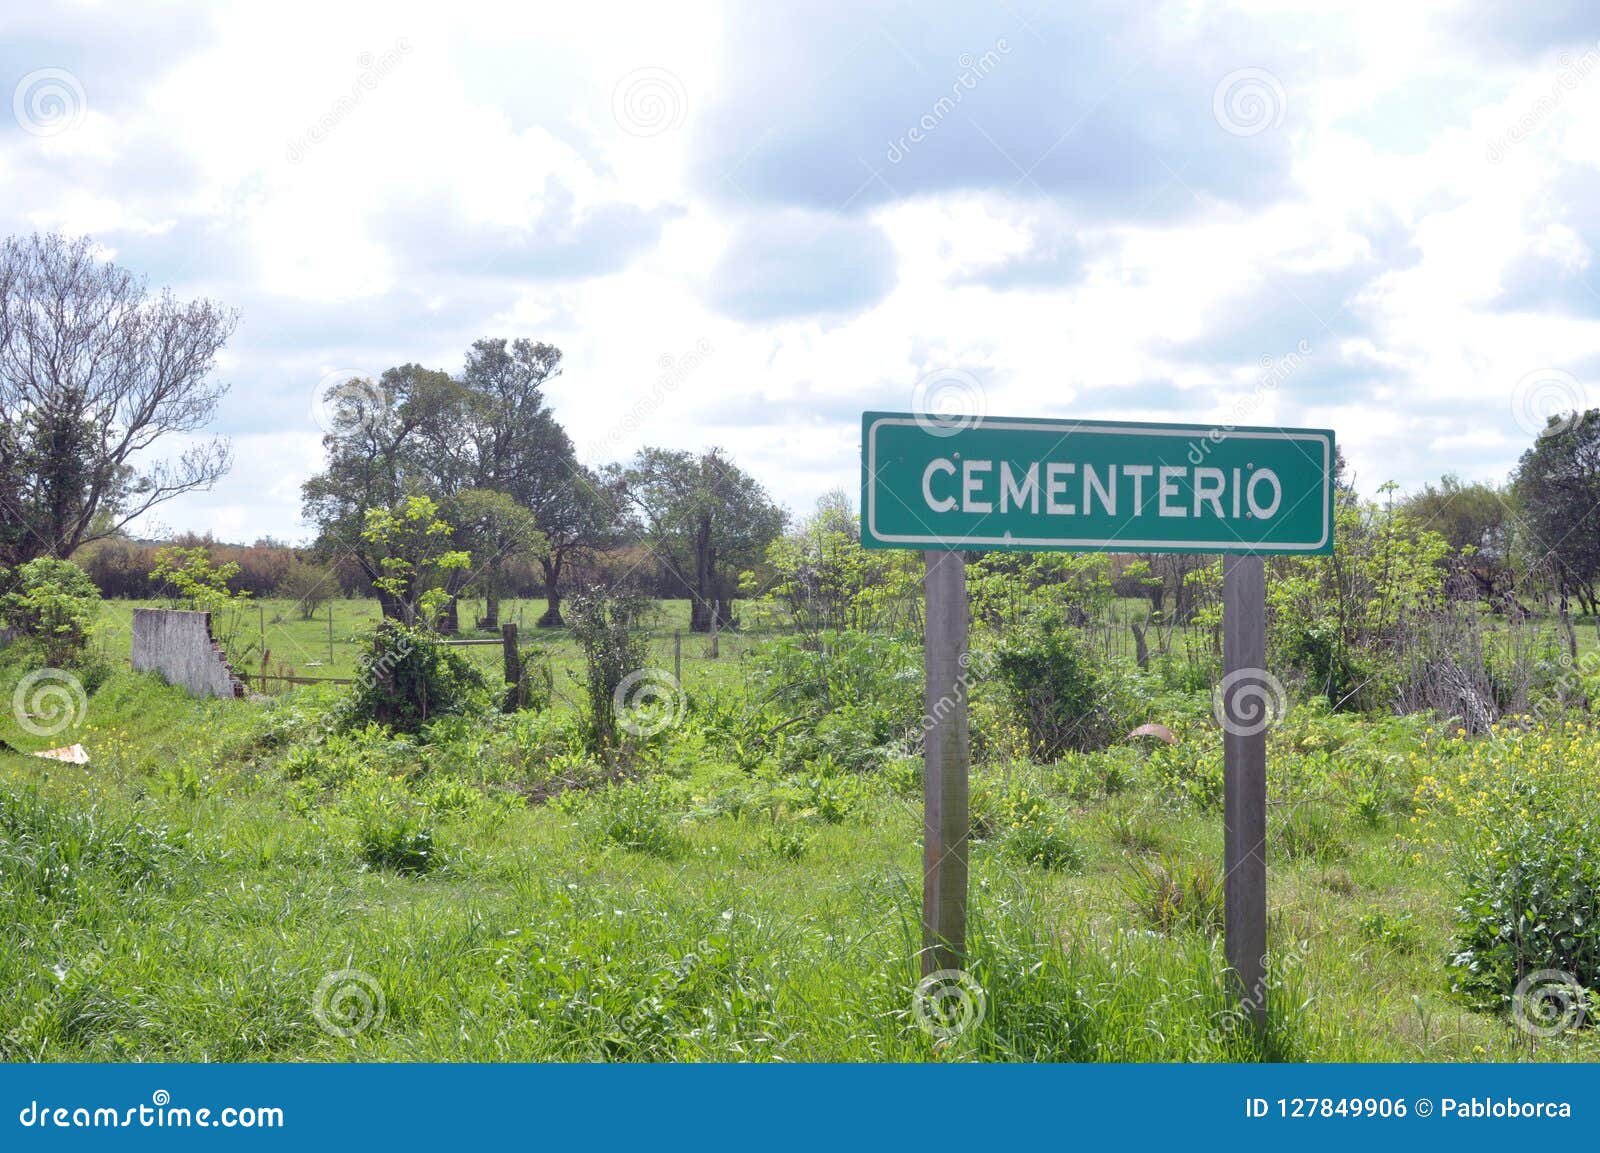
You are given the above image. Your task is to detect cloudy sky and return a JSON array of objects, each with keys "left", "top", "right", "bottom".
[{"left": 3, "top": 0, "right": 1598, "bottom": 543}]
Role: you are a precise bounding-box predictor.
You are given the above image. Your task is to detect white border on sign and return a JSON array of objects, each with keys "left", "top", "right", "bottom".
[{"left": 864, "top": 417, "right": 1332, "bottom": 551}]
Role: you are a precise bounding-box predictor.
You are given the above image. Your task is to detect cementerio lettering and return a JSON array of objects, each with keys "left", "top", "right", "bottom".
[{"left": 919, "top": 457, "right": 1283, "bottom": 520}]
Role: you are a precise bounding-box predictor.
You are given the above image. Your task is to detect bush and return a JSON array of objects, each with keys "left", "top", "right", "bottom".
[
  {"left": 576, "top": 778, "right": 686, "bottom": 857},
  {"left": 992, "top": 607, "right": 1130, "bottom": 757},
  {"left": 354, "top": 808, "right": 436, "bottom": 875},
  {"left": 567, "top": 590, "right": 651, "bottom": 754},
  {"left": 1414, "top": 725, "right": 1600, "bottom": 1013},
  {"left": 346, "top": 621, "right": 492, "bottom": 734},
  {"left": 0, "top": 558, "right": 104, "bottom": 674},
  {"left": 1122, "top": 855, "right": 1224, "bottom": 936}
]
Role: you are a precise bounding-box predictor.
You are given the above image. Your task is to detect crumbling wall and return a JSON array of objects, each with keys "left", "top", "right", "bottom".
[{"left": 131, "top": 608, "right": 245, "bottom": 700}]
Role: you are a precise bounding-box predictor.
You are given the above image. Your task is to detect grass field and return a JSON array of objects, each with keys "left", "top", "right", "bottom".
[{"left": 1, "top": 598, "right": 1596, "bottom": 1062}]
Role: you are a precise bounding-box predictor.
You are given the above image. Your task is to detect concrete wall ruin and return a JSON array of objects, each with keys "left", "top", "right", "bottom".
[{"left": 130, "top": 608, "right": 246, "bottom": 700}]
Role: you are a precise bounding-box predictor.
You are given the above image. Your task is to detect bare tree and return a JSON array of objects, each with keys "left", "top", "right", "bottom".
[{"left": 0, "top": 233, "right": 237, "bottom": 567}]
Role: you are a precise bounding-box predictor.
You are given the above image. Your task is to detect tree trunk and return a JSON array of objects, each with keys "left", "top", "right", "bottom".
[
  {"left": 689, "top": 517, "right": 716, "bottom": 632},
  {"left": 536, "top": 554, "right": 564, "bottom": 628},
  {"left": 484, "top": 557, "right": 501, "bottom": 630}
]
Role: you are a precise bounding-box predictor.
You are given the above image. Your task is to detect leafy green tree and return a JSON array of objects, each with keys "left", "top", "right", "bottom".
[
  {"left": 451, "top": 488, "right": 543, "bottom": 630},
  {"left": 360, "top": 496, "right": 472, "bottom": 627},
  {"left": 614, "top": 447, "right": 786, "bottom": 632},
  {"left": 1512, "top": 411, "right": 1600, "bottom": 616},
  {"left": 301, "top": 364, "right": 471, "bottom": 619},
  {"left": 150, "top": 544, "right": 256, "bottom": 660},
  {"left": 757, "top": 489, "right": 918, "bottom": 639}
]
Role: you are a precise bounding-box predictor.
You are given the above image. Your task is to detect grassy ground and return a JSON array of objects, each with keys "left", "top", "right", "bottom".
[{"left": 1, "top": 603, "right": 1596, "bottom": 1062}]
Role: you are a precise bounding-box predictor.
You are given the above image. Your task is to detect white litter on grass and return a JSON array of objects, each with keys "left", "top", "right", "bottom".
[{"left": 33, "top": 743, "right": 88, "bottom": 764}]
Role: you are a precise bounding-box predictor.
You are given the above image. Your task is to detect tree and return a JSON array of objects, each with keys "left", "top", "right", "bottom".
[
  {"left": 360, "top": 495, "right": 472, "bottom": 627},
  {"left": 0, "top": 233, "right": 237, "bottom": 568},
  {"left": 300, "top": 363, "right": 469, "bottom": 619},
  {"left": 451, "top": 488, "right": 543, "bottom": 629},
  {"left": 1513, "top": 411, "right": 1600, "bottom": 617},
  {"left": 458, "top": 337, "right": 620, "bottom": 627},
  {"left": 1400, "top": 473, "right": 1519, "bottom": 608},
  {"left": 614, "top": 447, "right": 786, "bottom": 631}
]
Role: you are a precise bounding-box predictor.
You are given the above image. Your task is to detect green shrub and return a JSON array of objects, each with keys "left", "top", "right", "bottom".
[
  {"left": 567, "top": 590, "right": 651, "bottom": 754},
  {"left": 346, "top": 620, "right": 492, "bottom": 734},
  {"left": 0, "top": 558, "right": 106, "bottom": 679},
  {"left": 355, "top": 809, "right": 436, "bottom": 875},
  {"left": 1122, "top": 855, "right": 1224, "bottom": 936},
  {"left": 1450, "top": 805, "right": 1600, "bottom": 1011},
  {"left": 1003, "top": 818, "right": 1085, "bottom": 872},
  {"left": 992, "top": 608, "right": 1129, "bottom": 757},
  {"left": 578, "top": 779, "right": 686, "bottom": 857},
  {"left": 1275, "top": 807, "right": 1346, "bottom": 864}
]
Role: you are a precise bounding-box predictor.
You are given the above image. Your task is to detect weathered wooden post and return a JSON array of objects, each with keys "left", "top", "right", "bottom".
[
  {"left": 709, "top": 600, "right": 720, "bottom": 659},
  {"left": 327, "top": 604, "right": 334, "bottom": 664},
  {"left": 673, "top": 630, "right": 682, "bottom": 684},
  {"left": 921, "top": 548, "right": 970, "bottom": 975},
  {"left": 501, "top": 622, "right": 521, "bottom": 708},
  {"left": 1222, "top": 554, "right": 1268, "bottom": 1031}
]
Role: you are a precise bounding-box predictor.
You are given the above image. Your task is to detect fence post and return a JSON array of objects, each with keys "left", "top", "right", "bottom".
[
  {"left": 501, "top": 623, "right": 521, "bottom": 707},
  {"left": 673, "top": 630, "right": 682, "bottom": 684},
  {"left": 327, "top": 604, "right": 334, "bottom": 663},
  {"left": 709, "top": 601, "right": 720, "bottom": 659}
]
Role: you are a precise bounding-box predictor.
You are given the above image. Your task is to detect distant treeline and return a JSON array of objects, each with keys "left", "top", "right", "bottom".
[{"left": 76, "top": 535, "right": 687, "bottom": 604}]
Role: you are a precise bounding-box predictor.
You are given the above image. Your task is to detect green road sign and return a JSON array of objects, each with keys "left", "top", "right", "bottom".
[{"left": 861, "top": 413, "right": 1335, "bottom": 555}]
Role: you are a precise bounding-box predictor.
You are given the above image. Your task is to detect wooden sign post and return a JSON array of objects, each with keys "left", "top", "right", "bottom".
[
  {"left": 1222, "top": 554, "right": 1267, "bottom": 1030},
  {"left": 921, "top": 548, "right": 970, "bottom": 974},
  {"left": 862, "top": 412, "right": 1333, "bottom": 1012}
]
